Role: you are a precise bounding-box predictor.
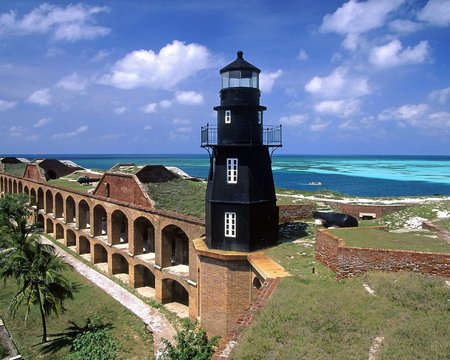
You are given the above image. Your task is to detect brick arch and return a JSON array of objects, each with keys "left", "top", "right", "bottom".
[
  {"left": 45, "top": 189, "right": 54, "bottom": 214},
  {"left": 133, "top": 264, "right": 155, "bottom": 288},
  {"left": 24, "top": 185, "right": 29, "bottom": 196},
  {"left": 111, "top": 209, "right": 129, "bottom": 246},
  {"left": 46, "top": 217, "right": 54, "bottom": 234},
  {"left": 36, "top": 213, "right": 45, "bottom": 229},
  {"left": 55, "top": 223, "right": 64, "bottom": 241},
  {"left": 66, "top": 228, "right": 76, "bottom": 247},
  {"left": 93, "top": 243, "right": 108, "bottom": 264},
  {"left": 8, "top": 179, "right": 12, "bottom": 193},
  {"left": 0, "top": 176, "right": 3, "bottom": 192},
  {"left": 93, "top": 204, "right": 107, "bottom": 237},
  {"left": 65, "top": 195, "right": 76, "bottom": 224},
  {"left": 12, "top": 179, "right": 17, "bottom": 194},
  {"left": 159, "top": 218, "right": 204, "bottom": 241},
  {"left": 30, "top": 188, "right": 37, "bottom": 207},
  {"left": 37, "top": 187, "right": 44, "bottom": 211},
  {"left": 161, "top": 277, "right": 189, "bottom": 306},
  {"left": 133, "top": 216, "right": 155, "bottom": 255},
  {"left": 111, "top": 252, "right": 129, "bottom": 275},
  {"left": 55, "top": 192, "right": 64, "bottom": 218},
  {"left": 78, "top": 199, "right": 90, "bottom": 230},
  {"left": 161, "top": 224, "right": 189, "bottom": 268},
  {"left": 78, "top": 235, "right": 91, "bottom": 255},
  {"left": 18, "top": 181, "right": 23, "bottom": 193}
]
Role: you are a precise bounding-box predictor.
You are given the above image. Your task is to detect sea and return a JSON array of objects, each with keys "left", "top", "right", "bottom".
[{"left": 10, "top": 154, "right": 450, "bottom": 198}]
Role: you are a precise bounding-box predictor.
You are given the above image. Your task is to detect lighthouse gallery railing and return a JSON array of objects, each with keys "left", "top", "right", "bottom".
[{"left": 201, "top": 124, "right": 282, "bottom": 147}]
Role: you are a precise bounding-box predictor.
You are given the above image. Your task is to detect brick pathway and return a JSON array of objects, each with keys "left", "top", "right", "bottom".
[{"left": 40, "top": 237, "right": 176, "bottom": 357}]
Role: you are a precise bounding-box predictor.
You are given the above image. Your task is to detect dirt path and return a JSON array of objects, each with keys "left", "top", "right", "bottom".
[{"left": 40, "top": 237, "right": 176, "bottom": 357}]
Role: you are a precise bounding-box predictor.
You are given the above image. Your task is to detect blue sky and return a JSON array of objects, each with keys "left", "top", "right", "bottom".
[{"left": 1, "top": 0, "right": 450, "bottom": 155}]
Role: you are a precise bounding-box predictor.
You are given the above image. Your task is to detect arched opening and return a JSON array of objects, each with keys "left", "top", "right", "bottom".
[
  {"left": 37, "top": 188, "right": 44, "bottom": 211},
  {"left": 55, "top": 193, "right": 63, "bottom": 219},
  {"left": 111, "top": 253, "right": 129, "bottom": 283},
  {"left": 24, "top": 186, "right": 29, "bottom": 197},
  {"left": 0, "top": 177, "right": 3, "bottom": 193},
  {"left": 78, "top": 200, "right": 90, "bottom": 231},
  {"left": 133, "top": 265, "right": 155, "bottom": 298},
  {"left": 162, "top": 225, "right": 189, "bottom": 268},
  {"left": 47, "top": 169, "right": 57, "bottom": 180},
  {"left": 46, "top": 218, "right": 54, "bottom": 234},
  {"left": 18, "top": 182, "right": 23, "bottom": 193},
  {"left": 93, "top": 244, "right": 108, "bottom": 264},
  {"left": 79, "top": 236, "right": 91, "bottom": 255},
  {"left": 93, "top": 205, "right": 107, "bottom": 238},
  {"left": 30, "top": 188, "right": 37, "bottom": 207},
  {"left": 111, "top": 210, "right": 128, "bottom": 247},
  {"left": 12, "top": 180, "right": 17, "bottom": 194},
  {"left": 55, "top": 223, "right": 64, "bottom": 241},
  {"left": 8, "top": 179, "right": 12, "bottom": 193},
  {"left": 133, "top": 217, "right": 155, "bottom": 259},
  {"left": 36, "top": 213, "right": 45, "bottom": 229},
  {"left": 66, "top": 229, "right": 76, "bottom": 248},
  {"left": 45, "top": 190, "right": 54, "bottom": 215},
  {"left": 161, "top": 279, "right": 189, "bottom": 318},
  {"left": 253, "top": 277, "right": 262, "bottom": 290},
  {"left": 65, "top": 196, "right": 76, "bottom": 224}
]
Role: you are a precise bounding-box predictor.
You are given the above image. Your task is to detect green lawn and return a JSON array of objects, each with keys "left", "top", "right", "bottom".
[
  {"left": 436, "top": 218, "right": 450, "bottom": 231},
  {"left": 47, "top": 178, "right": 95, "bottom": 193},
  {"left": 145, "top": 178, "right": 206, "bottom": 218},
  {"left": 329, "top": 228, "right": 450, "bottom": 253},
  {"left": 231, "top": 222, "right": 450, "bottom": 360},
  {"left": 0, "top": 270, "right": 154, "bottom": 359},
  {"left": 3, "top": 163, "right": 27, "bottom": 177}
]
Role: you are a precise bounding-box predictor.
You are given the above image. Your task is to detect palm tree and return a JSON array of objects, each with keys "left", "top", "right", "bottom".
[{"left": 0, "top": 194, "right": 75, "bottom": 343}]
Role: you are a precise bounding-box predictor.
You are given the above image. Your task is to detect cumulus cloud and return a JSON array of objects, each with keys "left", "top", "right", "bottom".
[
  {"left": 159, "top": 99, "right": 172, "bottom": 108},
  {"left": 418, "top": 0, "right": 450, "bottom": 27},
  {"left": 142, "top": 103, "right": 158, "bottom": 113},
  {"left": 91, "top": 49, "right": 110, "bottom": 62},
  {"left": 9, "top": 125, "right": 24, "bottom": 137},
  {"left": 320, "top": 0, "right": 405, "bottom": 50},
  {"left": 172, "top": 118, "right": 190, "bottom": 125},
  {"left": 100, "top": 40, "right": 213, "bottom": 90},
  {"left": 297, "top": 49, "right": 308, "bottom": 61},
  {"left": 27, "top": 88, "right": 52, "bottom": 106},
  {"left": 310, "top": 121, "right": 331, "bottom": 132},
  {"left": 0, "top": 3, "right": 110, "bottom": 41},
  {"left": 389, "top": 19, "right": 421, "bottom": 33},
  {"left": 369, "top": 39, "right": 429, "bottom": 67},
  {"left": 52, "top": 125, "right": 88, "bottom": 139},
  {"left": 260, "top": 69, "right": 282, "bottom": 92},
  {"left": 34, "top": 117, "right": 51, "bottom": 128},
  {"left": 175, "top": 91, "right": 204, "bottom": 105},
  {"left": 113, "top": 106, "right": 127, "bottom": 115},
  {"left": 314, "top": 99, "right": 360, "bottom": 118},
  {"left": 378, "top": 104, "right": 429, "bottom": 126},
  {"left": 56, "top": 72, "right": 88, "bottom": 92},
  {"left": 279, "top": 114, "right": 307, "bottom": 126},
  {"left": 0, "top": 99, "right": 17, "bottom": 111},
  {"left": 429, "top": 87, "right": 450, "bottom": 104},
  {"left": 304, "top": 67, "right": 370, "bottom": 98}
]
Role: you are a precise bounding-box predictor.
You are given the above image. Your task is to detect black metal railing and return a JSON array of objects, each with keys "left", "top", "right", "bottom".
[{"left": 201, "top": 124, "right": 282, "bottom": 147}]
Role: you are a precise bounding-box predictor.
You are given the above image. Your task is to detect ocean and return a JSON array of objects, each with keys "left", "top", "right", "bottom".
[{"left": 10, "top": 154, "right": 450, "bottom": 197}]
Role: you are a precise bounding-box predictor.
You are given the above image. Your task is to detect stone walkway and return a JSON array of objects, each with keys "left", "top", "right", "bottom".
[{"left": 40, "top": 237, "right": 176, "bottom": 357}]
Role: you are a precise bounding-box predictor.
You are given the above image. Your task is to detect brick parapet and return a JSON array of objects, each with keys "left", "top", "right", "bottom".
[
  {"left": 316, "top": 228, "right": 450, "bottom": 278},
  {"left": 278, "top": 203, "right": 313, "bottom": 223},
  {"left": 328, "top": 202, "right": 411, "bottom": 219}
]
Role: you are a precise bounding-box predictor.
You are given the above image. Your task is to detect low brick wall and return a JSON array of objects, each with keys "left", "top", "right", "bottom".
[
  {"left": 331, "top": 203, "right": 410, "bottom": 219},
  {"left": 278, "top": 204, "right": 313, "bottom": 223},
  {"left": 316, "top": 228, "right": 450, "bottom": 279}
]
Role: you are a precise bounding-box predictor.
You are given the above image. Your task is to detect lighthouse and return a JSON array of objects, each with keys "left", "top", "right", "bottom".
[{"left": 201, "top": 51, "right": 282, "bottom": 252}]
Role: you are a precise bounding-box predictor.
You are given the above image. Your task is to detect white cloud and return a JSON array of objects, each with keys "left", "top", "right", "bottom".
[
  {"left": 260, "top": 69, "right": 282, "bottom": 92},
  {"left": 113, "top": 106, "right": 127, "bottom": 114},
  {"left": 52, "top": 125, "right": 88, "bottom": 139},
  {"left": 27, "top": 88, "right": 52, "bottom": 106},
  {"left": 9, "top": 125, "right": 24, "bottom": 136},
  {"left": 0, "top": 99, "right": 17, "bottom": 111},
  {"left": 159, "top": 99, "right": 172, "bottom": 108},
  {"left": 144, "top": 125, "right": 152, "bottom": 131},
  {"left": 389, "top": 19, "right": 421, "bottom": 33},
  {"left": 304, "top": 67, "right": 370, "bottom": 98},
  {"left": 34, "top": 117, "right": 51, "bottom": 128},
  {"left": 369, "top": 39, "right": 429, "bottom": 67},
  {"left": 100, "top": 40, "right": 213, "bottom": 90},
  {"left": 418, "top": 0, "right": 450, "bottom": 27},
  {"left": 279, "top": 114, "right": 307, "bottom": 126},
  {"left": 142, "top": 103, "right": 158, "bottom": 113},
  {"left": 91, "top": 50, "right": 110, "bottom": 62},
  {"left": 175, "top": 91, "right": 204, "bottom": 105},
  {"left": 320, "top": 0, "right": 405, "bottom": 50},
  {"left": 310, "top": 121, "right": 331, "bottom": 132},
  {"left": 0, "top": 3, "right": 110, "bottom": 41},
  {"left": 314, "top": 99, "right": 360, "bottom": 118},
  {"left": 45, "top": 47, "right": 64, "bottom": 57},
  {"left": 429, "top": 87, "right": 450, "bottom": 104},
  {"left": 297, "top": 49, "right": 308, "bottom": 61},
  {"left": 378, "top": 104, "right": 429, "bottom": 125},
  {"left": 172, "top": 118, "right": 190, "bottom": 125},
  {"left": 25, "top": 134, "right": 41, "bottom": 141},
  {"left": 56, "top": 72, "right": 88, "bottom": 92}
]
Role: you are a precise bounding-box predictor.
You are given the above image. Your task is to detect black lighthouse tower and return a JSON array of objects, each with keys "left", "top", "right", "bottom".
[{"left": 201, "top": 51, "right": 282, "bottom": 252}]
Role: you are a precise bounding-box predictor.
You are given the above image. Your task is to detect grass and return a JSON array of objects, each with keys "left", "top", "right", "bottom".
[
  {"left": 329, "top": 228, "right": 450, "bottom": 253},
  {"left": 3, "top": 163, "right": 27, "bottom": 177},
  {"left": 145, "top": 178, "right": 206, "bottom": 218},
  {"left": 47, "top": 178, "right": 95, "bottom": 193},
  {"left": 231, "top": 222, "right": 450, "bottom": 359},
  {"left": 436, "top": 218, "right": 450, "bottom": 231},
  {"left": 0, "top": 342, "right": 8, "bottom": 358},
  {"left": 0, "top": 269, "right": 154, "bottom": 359}
]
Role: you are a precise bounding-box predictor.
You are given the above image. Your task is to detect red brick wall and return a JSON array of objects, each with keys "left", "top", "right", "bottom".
[
  {"left": 316, "top": 229, "right": 450, "bottom": 278},
  {"left": 332, "top": 203, "right": 409, "bottom": 218},
  {"left": 94, "top": 173, "right": 151, "bottom": 208},
  {"left": 24, "top": 164, "right": 44, "bottom": 181},
  {"left": 279, "top": 204, "right": 313, "bottom": 223}
]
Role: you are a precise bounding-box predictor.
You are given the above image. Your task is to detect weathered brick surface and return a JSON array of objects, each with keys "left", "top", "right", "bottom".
[
  {"left": 316, "top": 228, "right": 450, "bottom": 278},
  {"left": 330, "top": 202, "right": 410, "bottom": 219},
  {"left": 278, "top": 203, "right": 313, "bottom": 223}
]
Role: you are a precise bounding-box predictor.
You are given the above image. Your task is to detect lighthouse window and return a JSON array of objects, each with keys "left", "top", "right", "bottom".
[
  {"left": 225, "top": 212, "right": 236, "bottom": 238},
  {"left": 258, "top": 111, "right": 263, "bottom": 124},
  {"left": 227, "top": 158, "right": 238, "bottom": 184},
  {"left": 225, "top": 110, "right": 231, "bottom": 124}
]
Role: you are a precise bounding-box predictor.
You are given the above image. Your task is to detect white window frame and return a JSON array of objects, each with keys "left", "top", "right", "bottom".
[
  {"left": 225, "top": 212, "right": 236, "bottom": 238},
  {"left": 225, "top": 110, "right": 231, "bottom": 124},
  {"left": 227, "top": 158, "right": 238, "bottom": 184}
]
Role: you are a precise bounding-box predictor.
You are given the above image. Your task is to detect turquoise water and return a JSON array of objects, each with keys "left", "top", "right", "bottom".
[{"left": 10, "top": 154, "right": 450, "bottom": 197}]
